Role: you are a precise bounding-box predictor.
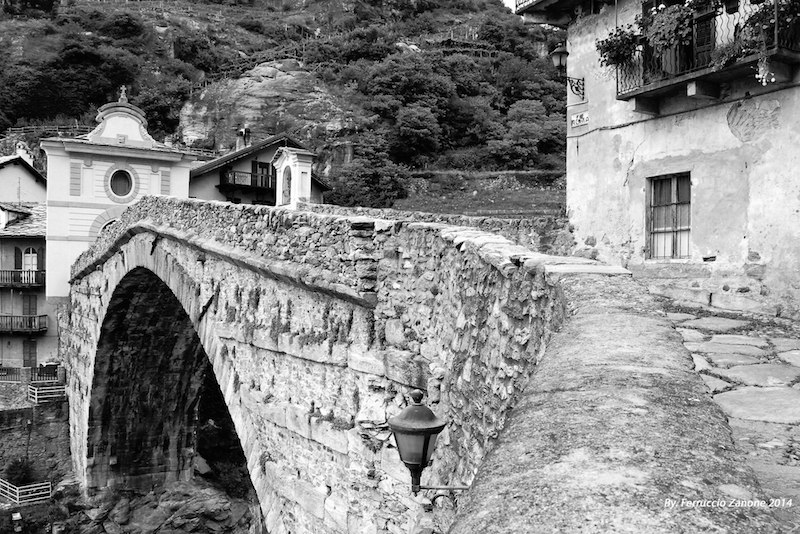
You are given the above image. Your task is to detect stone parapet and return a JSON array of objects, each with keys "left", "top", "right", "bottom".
[
  {"left": 449, "top": 274, "right": 782, "bottom": 533},
  {"left": 298, "top": 202, "right": 574, "bottom": 256}
]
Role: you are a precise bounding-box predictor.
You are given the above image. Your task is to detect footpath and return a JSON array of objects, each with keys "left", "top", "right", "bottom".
[{"left": 668, "top": 306, "right": 800, "bottom": 530}]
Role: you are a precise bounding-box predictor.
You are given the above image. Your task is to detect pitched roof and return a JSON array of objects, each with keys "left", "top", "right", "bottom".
[
  {"left": 0, "top": 203, "right": 45, "bottom": 238},
  {"left": 190, "top": 133, "right": 310, "bottom": 178},
  {"left": 0, "top": 155, "right": 46, "bottom": 184},
  {"left": 0, "top": 202, "right": 33, "bottom": 215}
]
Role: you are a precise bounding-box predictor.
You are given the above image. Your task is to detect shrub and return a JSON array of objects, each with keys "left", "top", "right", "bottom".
[{"left": 5, "top": 457, "right": 34, "bottom": 486}]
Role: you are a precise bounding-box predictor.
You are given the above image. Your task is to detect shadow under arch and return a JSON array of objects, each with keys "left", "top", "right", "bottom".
[{"left": 86, "top": 266, "right": 240, "bottom": 493}]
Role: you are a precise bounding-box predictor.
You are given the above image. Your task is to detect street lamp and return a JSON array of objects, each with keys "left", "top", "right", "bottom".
[
  {"left": 550, "top": 44, "right": 586, "bottom": 101},
  {"left": 388, "top": 390, "right": 469, "bottom": 497}
]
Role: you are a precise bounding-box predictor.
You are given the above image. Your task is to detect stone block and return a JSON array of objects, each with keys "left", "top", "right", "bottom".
[
  {"left": 262, "top": 402, "right": 287, "bottom": 428},
  {"left": 291, "top": 478, "right": 327, "bottom": 519},
  {"left": 285, "top": 404, "right": 312, "bottom": 439},
  {"left": 324, "top": 493, "right": 349, "bottom": 532},
  {"left": 348, "top": 347, "right": 385, "bottom": 377},
  {"left": 648, "top": 286, "right": 710, "bottom": 306},
  {"left": 380, "top": 446, "right": 410, "bottom": 483},
  {"left": 711, "top": 293, "right": 777, "bottom": 316},
  {"left": 384, "top": 319, "right": 407, "bottom": 348},
  {"left": 310, "top": 419, "right": 349, "bottom": 455},
  {"left": 384, "top": 349, "right": 427, "bottom": 389},
  {"left": 252, "top": 328, "right": 278, "bottom": 351}
]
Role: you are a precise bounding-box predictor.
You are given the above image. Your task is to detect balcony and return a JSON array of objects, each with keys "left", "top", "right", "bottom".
[
  {"left": 617, "top": 0, "right": 800, "bottom": 102},
  {"left": 219, "top": 170, "right": 276, "bottom": 190},
  {"left": 0, "top": 315, "right": 48, "bottom": 334},
  {"left": 0, "top": 270, "right": 45, "bottom": 288}
]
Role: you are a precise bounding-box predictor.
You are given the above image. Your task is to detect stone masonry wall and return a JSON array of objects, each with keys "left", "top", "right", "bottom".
[
  {"left": 62, "top": 197, "right": 580, "bottom": 534},
  {"left": 0, "top": 402, "right": 71, "bottom": 483},
  {"left": 299, "top": 202, "right": 575, "bottom": 257},
  {"left": 61, "top": 197, "right": 775, "bottom": 533}
]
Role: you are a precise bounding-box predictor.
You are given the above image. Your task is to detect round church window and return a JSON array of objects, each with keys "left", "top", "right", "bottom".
[{"left": 110, "top": 170, "right": 133, "bottom": 197}]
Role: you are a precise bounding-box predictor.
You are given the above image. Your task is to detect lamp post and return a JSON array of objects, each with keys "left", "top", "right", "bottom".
[
  {"left": 388, "top": 390, "right": 469, "bottom": 497},
  {"left": 550, "top": 44, "right": 586, "bottom": 101}
]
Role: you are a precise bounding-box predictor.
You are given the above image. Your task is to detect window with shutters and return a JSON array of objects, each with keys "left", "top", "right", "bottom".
[{"left": 647, "top": 173, "right": 691, "bottom": 259}]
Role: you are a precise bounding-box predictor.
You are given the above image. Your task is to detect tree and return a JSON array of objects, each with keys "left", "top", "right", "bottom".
[
  {"left": 391, "top": 104, "right": 441, "bottom": 164},
  {"left": 325, "top": 131, "right": 409, "bottom": 207}
]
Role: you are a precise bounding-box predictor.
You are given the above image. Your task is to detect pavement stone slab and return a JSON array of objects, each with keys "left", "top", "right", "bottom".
[
  {"left": 715, "top": 364, "right": 800, "bottom": 387},
  {"left": 667, "top": 312, "right": 697, "bottom": 322},
  {"left": 680, "top": 317, "right": 750, "bottom": 332},
  {"left": 692, "top": 354, "right": 712, "bottom": 372},
  {"left": 678, "top": 328, "right": 706, "bottom": 342},
  {"left": 709, "top": 334, "right": 769, "bottom": 347},
  {"left": 706, "top": 353, "right": 761, "bottom": 367},
  {"left": 770, "top": 337, "right": 800, "bottom": 353},
  {"left": 714, "top": 387, "right": 800, "bottom": 424},
  {"left": 701, "top": 374, "right": 732, "bottom": 393},
  {"left": 778, "top": 350, "right": 800, "bottom": 367},
  {"left": 684, "top": 342, "right": 767, "bottom": 357}
]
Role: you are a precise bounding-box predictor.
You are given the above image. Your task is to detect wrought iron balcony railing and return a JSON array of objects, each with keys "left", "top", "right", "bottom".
[
  {"left": 617, "top": 0, "right": 800, "bottom": 97},
  {"left": 0, "top": 315, "right": 48, "bottom": 334},
  {"left": 516, "top": 0, "right": 539, "bottom": 12},
  {"left": 220, "top": 170, "right": 275, "bottom": 190},
  {"left": 0, "top": 270, "right": 45, "bottom": 288}
]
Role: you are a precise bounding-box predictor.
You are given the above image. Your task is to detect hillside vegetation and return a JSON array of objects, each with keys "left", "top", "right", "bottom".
[{"left": 0, "top": 0, "right": 566, "bottom": 208}]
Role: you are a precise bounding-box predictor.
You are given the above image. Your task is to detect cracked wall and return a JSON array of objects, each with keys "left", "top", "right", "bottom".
[{"left": 564, "top": 0, "right": 800, "bottom": 318}]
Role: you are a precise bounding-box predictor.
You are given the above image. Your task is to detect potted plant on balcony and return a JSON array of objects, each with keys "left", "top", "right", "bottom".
[
  {"left": 596, "top": 24, "right": 640, "bottom": 67},
  {"left": 641, "top": 2, "right": 696, "bottom": 73}
]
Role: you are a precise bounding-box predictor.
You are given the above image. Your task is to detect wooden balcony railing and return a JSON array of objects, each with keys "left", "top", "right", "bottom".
[
  {"left": 617, "top": 0, "right": 800, "bottom": 98},
  {"left": 0, "top": 315, "right": 48, "bottom": 334},
  {"left": 220, "top": 170, "right": 275, "bottom": 190},
  {"left": 0, "top": 270, "right": 45, "bottom": 287}
]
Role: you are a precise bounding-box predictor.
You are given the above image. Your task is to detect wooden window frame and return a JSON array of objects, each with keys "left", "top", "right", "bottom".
[{"left": 646, "top": 172, "right": 691, "bottom": 260}]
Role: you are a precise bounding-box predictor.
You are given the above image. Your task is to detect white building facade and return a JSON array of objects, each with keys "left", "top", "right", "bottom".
[
  {"left": 518, "top": 0, "right": 800, "bottom": 317},
  {"left": 41, "top": 93, "right": 195, "bottom": 300}
]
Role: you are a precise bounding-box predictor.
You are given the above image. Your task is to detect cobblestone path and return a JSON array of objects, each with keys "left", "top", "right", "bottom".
[{"left": 668, "top": 309, "right": 800, "bottom": 530}]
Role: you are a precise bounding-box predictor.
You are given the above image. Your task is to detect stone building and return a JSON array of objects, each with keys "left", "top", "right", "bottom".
[
  {"left": 517, "top": 0, "right": 800, "bottom": 317},
  {"left": 0, "top": 203, "right": 56, "bottom": 366},
  {"left": 189, "top": 130, "right": 328, "bottom": 206},
  {"left": 0, "top": 145, "right": 46, "bottom": 204}
]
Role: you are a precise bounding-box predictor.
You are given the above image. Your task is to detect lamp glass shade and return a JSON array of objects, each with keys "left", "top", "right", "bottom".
[
  {"left": 550, "top": 45, "right": 569, "bottom": 69},
  {"left": 394, "top": 432, "right": 440, "bottom": 466}
]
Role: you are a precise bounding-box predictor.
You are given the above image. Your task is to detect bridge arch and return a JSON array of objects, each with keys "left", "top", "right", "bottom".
[{"left": 86, "top": 266, "right": 210, "bottom": 490}]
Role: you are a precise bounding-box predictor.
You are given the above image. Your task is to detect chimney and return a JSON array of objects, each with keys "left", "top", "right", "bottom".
[
  {"left": 15, "top": 142, "right": 33, "bottom": 165},
  {"left": 243, "top": 123, "right": 251, "bottom": 148},
  {"left": 234, "top": 124, "right": 252, "bottom": 152}
]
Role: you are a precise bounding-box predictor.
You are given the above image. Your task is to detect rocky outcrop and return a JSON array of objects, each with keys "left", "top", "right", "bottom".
[
  {"left": 63, "top": 480, "right": 259, "bottom": 534},
  {"left": 179, "top": 60, "right": 358, "bottom": 150}
]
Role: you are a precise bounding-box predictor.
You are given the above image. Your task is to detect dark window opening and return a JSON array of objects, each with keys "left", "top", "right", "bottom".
[{"left": 110, "top": 170, "right": 133, "bottom": 197}]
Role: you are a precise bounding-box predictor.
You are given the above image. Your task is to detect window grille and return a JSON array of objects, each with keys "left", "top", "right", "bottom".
[{"left": 648, "top": 173, "right": 691, "bottom": 259}]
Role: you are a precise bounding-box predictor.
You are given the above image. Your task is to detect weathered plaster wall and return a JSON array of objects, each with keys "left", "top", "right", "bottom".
[
  {"left": 565, "top": 1, "right": 800, "bottom": 318},
  {"left": 61, "top": 197, "right": 576, "bottom": 534},
  {"left": 299, "top": 202, "right": 574, "bottom": 256}
]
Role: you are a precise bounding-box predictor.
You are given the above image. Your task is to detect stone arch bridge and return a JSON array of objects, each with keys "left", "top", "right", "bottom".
[{"left": 60, "top": 197, "right": 780, "bottom": 533}]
